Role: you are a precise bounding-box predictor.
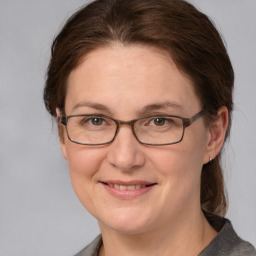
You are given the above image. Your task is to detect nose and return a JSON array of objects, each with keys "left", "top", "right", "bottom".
[{"left": 106, "top": 125, "right": 145, "bottom": 172}]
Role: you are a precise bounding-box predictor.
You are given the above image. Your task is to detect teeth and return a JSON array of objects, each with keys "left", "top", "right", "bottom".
[
  {"left": 108, "top": 184, "right": 147, "bottom": 190},
  {"left": 120, "top": 185, "right": 126, "bottom": 190}
]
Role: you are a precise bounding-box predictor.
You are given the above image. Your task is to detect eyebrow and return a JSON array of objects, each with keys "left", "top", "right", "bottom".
[
  {"left": 71, "top": 101, "right": 112, "bottom": 114},
  {"left": 139, "top": 101, "right": 183, "bottom": 115},
  {"left": 71, "top": 100, "right": 182, "bottom": 115}
]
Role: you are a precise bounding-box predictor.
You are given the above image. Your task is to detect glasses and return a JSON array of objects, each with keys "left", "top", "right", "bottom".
[{"left": 59, "top": 109, "right": 204, "bottom": 146}]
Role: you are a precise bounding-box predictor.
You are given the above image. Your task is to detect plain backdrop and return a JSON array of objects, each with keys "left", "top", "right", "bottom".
[{"left": 0, "top": 0, "right": 255, "bottom": 255}]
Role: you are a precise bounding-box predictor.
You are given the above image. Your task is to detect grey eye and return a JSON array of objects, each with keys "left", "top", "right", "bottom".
[{"left": 91, "top": 118, "right": 104, "bottom": 126}]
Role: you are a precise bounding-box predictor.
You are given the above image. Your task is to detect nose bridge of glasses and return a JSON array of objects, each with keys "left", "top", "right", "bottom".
[
  {"left": 115, "top": 119, "right": 136, "bottom": 134},
  {"left": 114, "top": 119, "right": 139, "bottom": 141},
  {"left": 118, "top": 119, "right": 135, "bottom": 126}
]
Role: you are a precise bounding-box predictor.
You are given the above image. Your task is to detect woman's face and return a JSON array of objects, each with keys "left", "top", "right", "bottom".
[{"left": 61, "top": 44, "right": 212, "bottom": 234}]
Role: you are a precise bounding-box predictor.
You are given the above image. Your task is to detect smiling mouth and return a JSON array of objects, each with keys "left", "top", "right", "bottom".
[{"left": 101, "top": 182, "right": 156, "bottom": 190}]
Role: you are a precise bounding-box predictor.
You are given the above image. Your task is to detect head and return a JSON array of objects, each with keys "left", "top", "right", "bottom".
[{"left": 44, "top": 0, "right": 233, "bottom": 224}]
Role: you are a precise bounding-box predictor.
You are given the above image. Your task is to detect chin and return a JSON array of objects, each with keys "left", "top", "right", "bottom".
[{"left": 97, "top": 207, "right": 156, "bottom": 234}]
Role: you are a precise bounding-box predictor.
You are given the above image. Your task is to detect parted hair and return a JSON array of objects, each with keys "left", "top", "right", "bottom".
[{"left": 44, "top": 0, "right": 234, "bottom": 216}]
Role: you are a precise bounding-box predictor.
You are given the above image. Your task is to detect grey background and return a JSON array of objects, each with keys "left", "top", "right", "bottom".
[{"left": 0, "top": 0, "right": 255, "bottom": 255}]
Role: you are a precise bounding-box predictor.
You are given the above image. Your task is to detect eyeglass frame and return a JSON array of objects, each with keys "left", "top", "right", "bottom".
[{"left": 58, "top": 109, "right": 205, "bottom": 146}]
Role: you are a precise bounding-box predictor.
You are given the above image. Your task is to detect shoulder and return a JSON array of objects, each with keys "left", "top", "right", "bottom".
[
  {"left": 74, "top": 235, "right": 102, "bottom": 256},
  {"left": 74, "top": 217, "right": 256, "bottom": 256},
  {"left": 200, "top": 215, "right": 256, "bottom": 256}
]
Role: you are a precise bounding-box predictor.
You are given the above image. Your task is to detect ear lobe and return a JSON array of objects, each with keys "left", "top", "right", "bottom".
[
  {"left": 56, "top": 111, "right": 68, "bottom": 160},
  {"left": 204, "top": 106, "right": 229, "bottom": 163}
]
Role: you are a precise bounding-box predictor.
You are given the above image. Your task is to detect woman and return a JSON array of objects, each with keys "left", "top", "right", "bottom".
[{"left": 44, "top": 0, "right": 256, "bottom": 255}]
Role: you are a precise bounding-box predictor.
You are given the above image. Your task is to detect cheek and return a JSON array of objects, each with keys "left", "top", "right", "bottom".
[
  {"left": 149, "top": 142, "right": 204, "bottom": 177},
  {"left": 64, "top": 143, "right": 106, "bottom": 201},
  {"left": 149, "top": 130, "right": 208, "bottom": 191},
  {"left": 148, "top": 141, "right": 206, "bottom": 215},
  {"left": 65, "top": 142, "right": 105, "bottom": 174}
]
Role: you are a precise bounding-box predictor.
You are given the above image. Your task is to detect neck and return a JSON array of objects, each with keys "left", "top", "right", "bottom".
[{"left": 98, "top": 209, "right": 217, "bottom": 256}]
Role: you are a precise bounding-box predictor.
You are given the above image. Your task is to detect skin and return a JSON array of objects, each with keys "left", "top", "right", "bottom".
[{"left": 60, "top": 44, "right": 228, "bottom": 256}]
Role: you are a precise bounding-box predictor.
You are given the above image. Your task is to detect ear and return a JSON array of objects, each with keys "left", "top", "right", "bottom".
[
  {"left": 203, "top": 106, "right": 229, "bottom": 164},
  {"left": 56, "top": 108, "right": 68, "bottom": 160},
  {"left": 59, "top": 127, "right": 68, "bottom": 160}
]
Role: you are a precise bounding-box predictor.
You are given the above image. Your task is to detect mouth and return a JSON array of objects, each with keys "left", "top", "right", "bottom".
[
  {"left": 99, "top": 181, "right": 157, "bottom": 199},
  {"left": 102, "top": 183, "right": 156, "bottom": 190}
]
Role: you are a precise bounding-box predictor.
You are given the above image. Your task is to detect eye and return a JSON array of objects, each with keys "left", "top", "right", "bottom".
[
  {"left": 90, "top": 117, "right": 104, "bottom": 126},
  {"left": 153, "top": 118, "right": 166, "bottom": 126},
  {"left": 78, "top": 116, "right": 106, "bottom": 127},
  {"left": 146, "top": 116, "right": 176, "bottom": 128}
]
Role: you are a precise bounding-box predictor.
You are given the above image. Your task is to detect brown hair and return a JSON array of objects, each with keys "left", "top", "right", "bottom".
[{"left": 44, "top": 0, "right": 234, "bottom": 216}]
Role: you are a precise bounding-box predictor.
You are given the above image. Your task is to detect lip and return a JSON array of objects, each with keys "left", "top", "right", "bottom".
[{"left": 99, "top": 180, "right": 157, "bottom": 200}]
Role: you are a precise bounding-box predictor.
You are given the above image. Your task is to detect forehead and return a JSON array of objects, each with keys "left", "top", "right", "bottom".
[{"left": 65, "top": 44, "right": 201, "bottom": 116}]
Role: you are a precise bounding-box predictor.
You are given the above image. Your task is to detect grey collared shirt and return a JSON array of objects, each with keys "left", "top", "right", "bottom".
[{"left": 74, "top": 218, "right": 256, "bottom": 256}]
